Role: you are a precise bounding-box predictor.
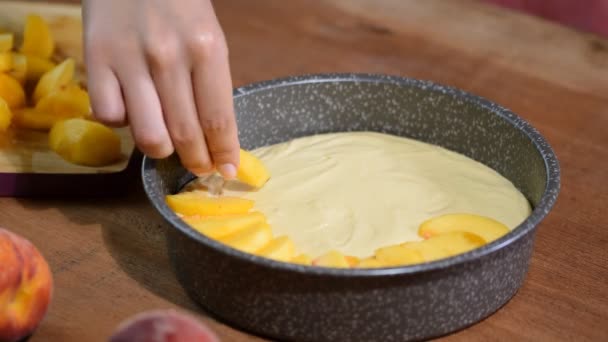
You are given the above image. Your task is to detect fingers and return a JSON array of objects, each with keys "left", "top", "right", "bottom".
[
  {"left": 82, "top": 0, "right": 239, "bottom": 179},
  {"left": 191, "top": 34, "right": 240, "bottom": 179},
  {"left": 149, "top": 46, "right": 213, "bottom": 175},
  {"left": 114, "top": 56, "right": 174, "bottom": 159},
  {"left": 82, "top": 0, "right": 126, "bottom": 127},
  {"left": 86, "top": 59, "right": 127, "bottom": 127}
]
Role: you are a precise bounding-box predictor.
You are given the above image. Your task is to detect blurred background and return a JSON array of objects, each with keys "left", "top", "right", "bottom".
[
  {"left": 15, "top": 0, "right": 608, "bottom": 38},
  {"left": 484, "top": 0, "right": 608, "bottom": 37}
]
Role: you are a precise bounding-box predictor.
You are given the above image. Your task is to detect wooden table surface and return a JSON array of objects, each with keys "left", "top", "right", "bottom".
[{"left": 1, "top": 0, "right": 607, "bottom": 341}]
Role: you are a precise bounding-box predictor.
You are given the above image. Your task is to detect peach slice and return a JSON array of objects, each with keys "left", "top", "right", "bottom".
[
  {"left": 345, "top": 255, "right": 360, "bottom": 267},
  {"left": 24, "top": 54, "right": 55, "bottom": 83},
  {"left": 401, "top": 231, "right": 486, "bottom": 262},
  {"left": 219, "top": 222, "right": 273, "bottom": 253},
  {"left": 236, "top": 149, "right": 271, "bottom": 188},
  {"left": 374, "top": 244, "right": 424, "bottom": 266},
  {"left": 49, "top": 118, "right": 122, "bottom": 166},
  {"left": 256, "top": 235, "right": 296, "bottom": 262},
  {"left": 0, "top": 98, "right": 13, "bottom": 132},
  {"left": 12, "top": 101, "right": 86, "bottom": 131},
  {"left": 0, "top": 228, "right": 53, "bottom": 342},
  {"left": 182, "top": 211, "right": 266, "bottom": 239},
  {"left": 290, "top": 254, "right": 313, "bottom": 265},
  {"left": 312, "top": 250, "right": 351, "bottom": 268},
  {"left": 0, "top": 73, "right": 26, "bottom": 109},
  {"left": 0, "top": 52, "right": 12, "bottom": 72},
  {"left": 33, "top": 58, "right": 75, "bottom": 103},
  {"left": 20, "top": 14, "right": 54, "bottom": 59},
  {"left": 0, "top": 33, "right": 13, "bottom": 53},
  {"left": 418, "top": 213, "right": 510, "bottom": 243},
  {"left": 8, "top": 53, "right": 27, "bottom": 84},
  {"left": 36, "top": 84, "right": 91, "bottom": 119},
  {"left": 166, "top": 191, "right": 254, "bottom": 216},
  {"left": 12, "top": 107, "right": 60, "bottom": 131},
  {"left": 357, "top": 257, "right": 386, "bottom": 268}
]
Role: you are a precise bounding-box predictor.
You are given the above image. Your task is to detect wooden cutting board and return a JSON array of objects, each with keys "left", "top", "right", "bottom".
[{"left": 0, "top": 1, "right": 137, "bottom": 196}]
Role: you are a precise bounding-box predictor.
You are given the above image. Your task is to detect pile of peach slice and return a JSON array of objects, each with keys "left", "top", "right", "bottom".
[
  {"left": 167, "top": 150, "right": 512, "bottom": 268},
  {"left": 0, "top": 14, "right": 121, "bottom": 167}
]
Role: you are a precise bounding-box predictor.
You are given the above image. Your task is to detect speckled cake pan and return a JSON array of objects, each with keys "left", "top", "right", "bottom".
[{"left": 142, "top": 74, "right": 560, "bottom": 341}]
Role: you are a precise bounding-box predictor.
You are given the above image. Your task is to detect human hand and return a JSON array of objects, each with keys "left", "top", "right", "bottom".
[{"left": 82, "top": 0, "right": 239, "bottom": 178}]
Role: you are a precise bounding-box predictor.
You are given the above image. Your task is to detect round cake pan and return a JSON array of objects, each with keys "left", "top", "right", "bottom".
[{"left": 142, "top": 74, "right": 560, "bottom": 341}]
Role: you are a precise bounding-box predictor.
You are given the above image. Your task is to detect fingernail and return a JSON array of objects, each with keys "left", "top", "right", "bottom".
[{"left": 218, "top": 163, "right": 237, "bottom": 179}]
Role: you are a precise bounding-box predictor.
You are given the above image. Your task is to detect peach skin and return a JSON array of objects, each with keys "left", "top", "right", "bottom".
[
  {"left": 0, "top": 228, "right": 53, "bottom": 342},
  {"left": 109, "top": 309, "right": 220, "bottom": 342}
]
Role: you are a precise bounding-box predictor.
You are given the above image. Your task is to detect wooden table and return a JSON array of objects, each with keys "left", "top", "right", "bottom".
[{"left": 1, "top": 0, "right": 607, "bottom": 341}]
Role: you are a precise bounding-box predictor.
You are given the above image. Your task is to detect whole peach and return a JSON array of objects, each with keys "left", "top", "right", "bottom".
[
  {"left": 109, "top": 309, "right": 220, "bottom": 342},
  {"left": 0, "top": 228, "right": 53, "bottom": 342}
]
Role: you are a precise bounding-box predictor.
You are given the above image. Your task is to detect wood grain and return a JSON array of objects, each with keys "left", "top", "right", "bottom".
[
  {"left": 0, "top": 0, "right": 607, "bottom": 341},
  {"left": 0, "top": 2, "right": 134, "bottom": 174}
]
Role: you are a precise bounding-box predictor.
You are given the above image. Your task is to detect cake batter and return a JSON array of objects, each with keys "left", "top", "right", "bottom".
[{"left": 219, "top": 132, "right": 531, "bottom": 258}]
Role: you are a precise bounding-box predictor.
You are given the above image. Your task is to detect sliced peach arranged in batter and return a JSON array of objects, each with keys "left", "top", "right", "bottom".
[
  {"left": 24, "top": 54, "right": 55, "bottom": 83},
  {"left": 345, "top": 255, "right": 360, "bottom": 267},
  {"left": 418, "top": 213, "right": 510, "bottom": 243},
  {"left": 256, "top": 235, "right": 296, "bottom": 262},
  {"left": 20, "top": 14, "right": 54, "bottom": 59},
  {"left": 182, "top": 211, "right": 266, "bottom": 239},
  {"left": 0, "top": 33, "right": 13, "bottom": 52},
  {"left": 357, "top": 257, "right": 386, "bottom": 268},
  {"left": 166, "top": 191, "right": 254, "bottom": 216},
  {"left": 32, "top": 58, "right": 75, "bottom": 103},
  {"left": 312, "top": 250, "right": 351, "bottom": 268},
  {"left": 237, "top": 149, "right": 271, "bottom": 188},
  {"left": 401, "top": 231, "right": 486, "bottom": 262},
  {"left": 219, "top": 222, "right": 273, "bottom": 253},
  {"left": 0, "top": 73, "right": 26, "bottom": 109},
  {"left": 290, "top": 254, "right": 313, "bottom": 265},
  {"left": 8, "top": 53, "right": 27, "bottom": 84},
  {"left": 49, "top": 118, "right": 122, "bottom": 166},
  {"left": 0, "top": 98, "right": 12, "bottom": 131},
  {"left": 0, "top": 52, "right": 12, "bottom": 72},
  {"left": 374, "top": 244, "right": 424, "bottom": 266},
  {"left": 164, "top": 145, "right": 511, "bottom": 269},
  {"left": 36, "top": 84, "right": 91, "bottom": 119}
]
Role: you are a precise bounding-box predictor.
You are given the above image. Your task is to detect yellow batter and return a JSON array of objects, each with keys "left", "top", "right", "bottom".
[{"left": 220, "top": 132, "right": 531, "bottom": 258}]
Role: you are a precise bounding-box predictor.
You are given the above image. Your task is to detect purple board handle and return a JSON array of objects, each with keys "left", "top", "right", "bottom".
[{"left": 0, "top": 152, "right": 142, "bottom": 198}]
